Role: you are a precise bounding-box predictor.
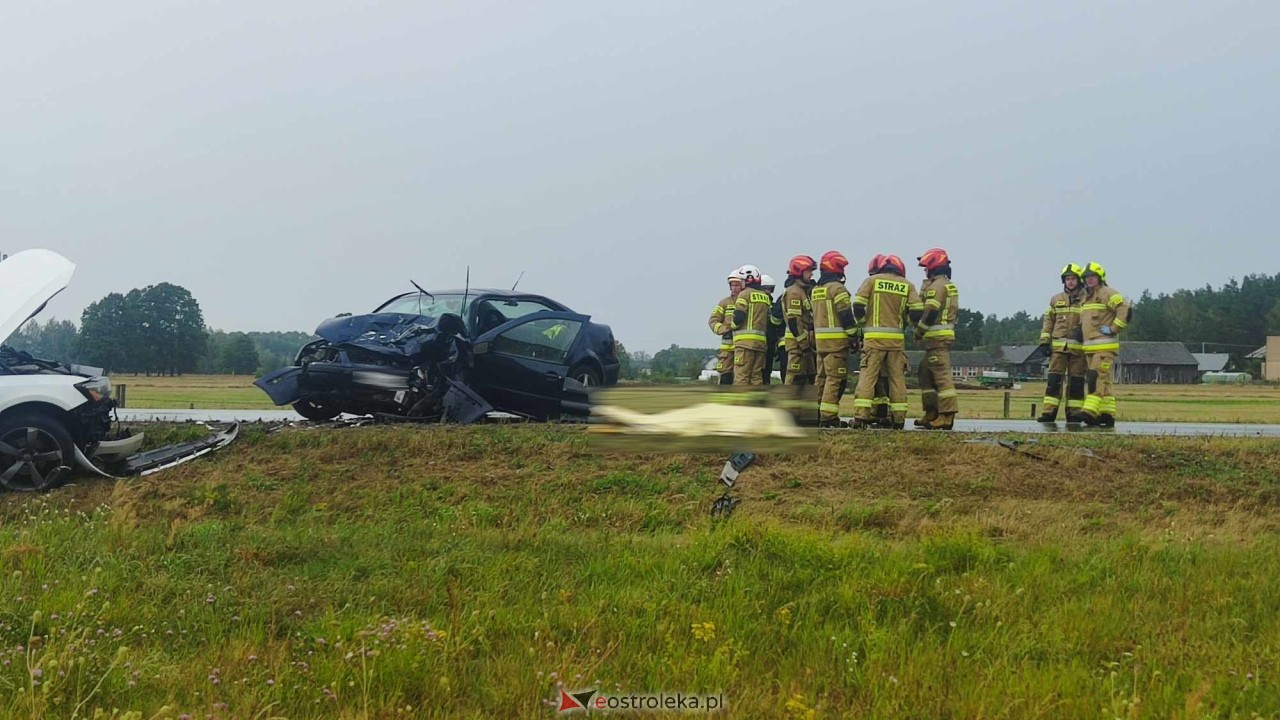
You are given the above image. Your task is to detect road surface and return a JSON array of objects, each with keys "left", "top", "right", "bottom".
[{"left": 116, "top": 409, "right": 1280, "bottom": 438}]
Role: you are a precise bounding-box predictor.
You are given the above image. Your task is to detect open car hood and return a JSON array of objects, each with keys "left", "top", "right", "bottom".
[{"left": 0, "top": 249, "right": 76, "bottom": 347}]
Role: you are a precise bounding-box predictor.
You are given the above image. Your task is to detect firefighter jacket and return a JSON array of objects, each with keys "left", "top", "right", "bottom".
[
  {"left": 853, "top": 273, "right": 923, "bottom": 350},
  {"left": 767, "top": 294, "right": 786, "bottom": 350},
  {"left": 811, "top": 274, "right": 858, "bottom": 353},
  {"left": 781, "top": 277, "right": 814, "bottom": 353},
  {"left": 731, "top": 285, "right": 773, "bottom": 350},
  {"left": 1039, "top": 287, "right": 1085, "bottom": 352},
  {"left": 1080, "top": 284, "right": 1131, "bottom": 353},
  {"left": 709, "top": 295, "right": 736, "bottom": 354},
  {"left": 917, "top": 274, "right": 958, "bottom": 347}
]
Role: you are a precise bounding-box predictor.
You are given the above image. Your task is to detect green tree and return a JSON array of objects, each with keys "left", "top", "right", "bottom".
[
  {"left": 220, "top": 332, "right": 260, "bottom": 375},
  {"left": 953, "top": 308, "right": 985, "bottom": 350},
  {"left": 131, "top": 283, "right": 208, "bottom": 375},
  {"left": 202, "top": 330, "right": 229, "bottom": 373},
  {"left": 78, "top": 293, "right": 132, "bottom": 373},
  {"left": 650, "top": 344, "right": 716, "bottom": 378},
  {"left": 616, "top": 342, "right": 635, "bottom": 380}
]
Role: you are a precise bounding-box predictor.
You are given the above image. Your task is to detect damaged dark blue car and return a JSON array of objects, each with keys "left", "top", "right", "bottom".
[{"left": 255, "top": 289, "right": 620, "bottom": 423}]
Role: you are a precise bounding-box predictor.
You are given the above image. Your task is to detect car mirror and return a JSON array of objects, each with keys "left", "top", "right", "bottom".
[{"left": 474, "top": 342, "right": 490, "bottom": 355}]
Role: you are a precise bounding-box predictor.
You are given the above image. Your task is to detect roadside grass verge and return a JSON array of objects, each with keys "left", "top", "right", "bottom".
[{"left": 2, "top": 426, "right": 1280, "bottom": 718}]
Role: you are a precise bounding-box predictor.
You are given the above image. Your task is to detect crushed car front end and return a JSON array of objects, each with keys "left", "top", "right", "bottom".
[{"left": 256, "top": 312, "right": 484, "bottom": 422}]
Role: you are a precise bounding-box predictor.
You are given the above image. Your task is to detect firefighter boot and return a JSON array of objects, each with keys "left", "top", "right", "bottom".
[
  {"left": 1037, "top": 373, "right": 1062, "bottom": 422},
  {"left": 1065, "top": 376, "right": 1086, "bottom": 423},
  {"left": 921, "top": 412, "right": 956, "bottom": 430},
  {"left": 915, "top": 391, "right": 939, "bottom": 428},
  {"left": 1097, "top": 395, "right": 1117, "bottom": 427}
]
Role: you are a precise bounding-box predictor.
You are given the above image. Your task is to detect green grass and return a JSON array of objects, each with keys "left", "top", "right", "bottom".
[
  {"left": 3, "top": 426, "right": 1280, "bottom": 718},
  {"left": 111, "top": 375, "right": 1280, "bottom": 424}
]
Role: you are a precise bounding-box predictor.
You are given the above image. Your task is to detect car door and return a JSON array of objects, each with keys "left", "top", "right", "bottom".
[{"left": 469, "top": 311, "right": 591, "bottom": 419}]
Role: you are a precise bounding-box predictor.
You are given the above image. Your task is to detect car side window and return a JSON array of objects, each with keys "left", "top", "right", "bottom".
[
  {"left": 491, "top": 318, "right": 583, "bottom": 363},
  {"left": 473, "top": 299, "right": 556, "bottom": 335}
]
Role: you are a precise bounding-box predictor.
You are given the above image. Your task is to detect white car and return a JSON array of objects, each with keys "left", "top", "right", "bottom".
[
  {"left": 0, "top": 250, "right": 129, "bottom": 490},
  {"left": 0, "top": 249, "right": 245, "bottom": 491}
]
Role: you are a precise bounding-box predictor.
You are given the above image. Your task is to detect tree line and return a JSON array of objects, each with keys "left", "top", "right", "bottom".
[
  {"left": 6, "top": 283, "right": 317, "bottom": 376},
  {"left": 7, "top": 273, "right": 1280, "bottom": 378}
]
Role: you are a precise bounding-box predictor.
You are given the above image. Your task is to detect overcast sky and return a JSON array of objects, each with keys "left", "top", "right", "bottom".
[{"left": 2, "top": 0, "right": 1277, "bottom": 353}]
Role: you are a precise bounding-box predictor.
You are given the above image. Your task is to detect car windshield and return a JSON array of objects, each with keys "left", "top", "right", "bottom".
[{"left": 376, "top": 293, "right": 471, "bottom": 317}]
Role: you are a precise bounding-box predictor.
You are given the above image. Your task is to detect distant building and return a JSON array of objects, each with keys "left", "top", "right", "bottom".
[
  {"left": 998, "top": 344, "right": 1051, "bottom": 379},
  {"left": 1191, "top": 352, "right": 1231, "bottom": 379},
  {"left": 1112, "top": 342, "right": 1199, "bottom": 384},
  {"left": 1247, "top": 337, "right": 1280, "bottom": 381}
]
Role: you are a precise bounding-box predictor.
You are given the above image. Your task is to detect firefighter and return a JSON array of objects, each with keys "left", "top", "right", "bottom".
[
  {"left": 770, "top": 283, "right": 788, "bottom": 383},
  {"left": 913, "top": 248, "right": 960, "bottom": 429},
  {"left": 864, "top": 255, "right": 893, "bottom": 426},
  {"left": 708, "top": 268, "right": 744, "bottom": 385},
  {"left": 1079, "top": 262, "right": 1131, "bottom": 426},
  {"left": 761, "top": 274, "right": 783, "bottom": 384},
  {"left": 851, "top": 254, "right": 924, "bottom": 429},
  {"left": 811, "top": 251, "right": 859, "bottom": 426},
  {"left": 781, "top": 255, "right": 817, "bottom": 386},
  {"left": 731, "top": 265, "right": 772, "bottom": 386},
  {"left": 1037, "top": 263, "right": 1088, "bottom": 423}
]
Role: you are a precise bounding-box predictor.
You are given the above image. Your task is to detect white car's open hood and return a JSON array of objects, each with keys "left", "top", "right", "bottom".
[{"left": 0, "top": 249, "right": 76, "bottom": 347}]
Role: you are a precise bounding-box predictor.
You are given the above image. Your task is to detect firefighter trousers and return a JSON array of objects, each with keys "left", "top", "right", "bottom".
[
  {"left": 1045, "top": 351, "right": 1087, "bottom": 415},
  {"left": 918, "top": 345, "right": 958, "bottom": 414},
  {"left": 815, "top": 349, "right": 848, "bottom": 421},
  {"left": 854, "top": 348, "right": 908, "bottom": 423},
  {"left": 733, "top": 347, "right": 765, "bottom": 386},
  {"left": 715, "top": 350, "right": 734, "bottom": 385},
  {"left": 1082, "top": 350, "right": 1117, "bottom": 418},
  {"left": 786, "top": 348, "right": 816, "bottom": 385}
]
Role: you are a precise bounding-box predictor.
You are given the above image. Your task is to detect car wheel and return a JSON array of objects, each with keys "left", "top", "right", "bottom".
[
  {"left": 293, "top": 399, "right": 341, "bottom": 421},
  {"left": 569, "top": 365, "right": 602, "bottom": 387},
  {"left": 0, "top": 411, "right": 75, "bottom": 492}
]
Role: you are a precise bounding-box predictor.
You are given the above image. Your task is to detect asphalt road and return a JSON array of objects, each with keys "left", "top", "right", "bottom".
[{"left": 116, "top": 409, "right": 1280, "bottom": 438}]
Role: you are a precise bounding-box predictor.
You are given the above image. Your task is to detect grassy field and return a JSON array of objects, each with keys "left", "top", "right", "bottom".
[
  {"left": 111, "top": 375, "right": 1280, "bottom": 424},
  {"left": 109, "top": 375, "right": 277, "bottom": 410},
  {"left": 3, "top": 425, "right": 1280, "bottom": 718}
]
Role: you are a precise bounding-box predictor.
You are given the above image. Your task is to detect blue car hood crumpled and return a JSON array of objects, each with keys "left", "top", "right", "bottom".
[{"left": 315, "top": 312, "right": 470, "bottom": 361}]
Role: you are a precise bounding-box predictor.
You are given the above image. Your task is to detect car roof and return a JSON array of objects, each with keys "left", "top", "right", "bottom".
[
  {"left": 381, "top": 289, "right": 557, "bottom": 301},
  {"left": 376, "top": 289, "right": 573, "bottom": 312}
]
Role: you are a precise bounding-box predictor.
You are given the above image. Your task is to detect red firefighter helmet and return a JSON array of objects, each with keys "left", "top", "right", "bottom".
[
  {"left": 788, "top": 254, "right": 817, "bottom": 276},
  {"left": 820, "top": 251, "right": 849, "bottom": 275},
  {"left": 882, "top": 255, "right": 906, "bottom": 276},
  {"left": 867, "top": 254, "right": 886, "bottom": 275},
  {"left": 917, "top": 248, "right": 950, "bottom": 272}
]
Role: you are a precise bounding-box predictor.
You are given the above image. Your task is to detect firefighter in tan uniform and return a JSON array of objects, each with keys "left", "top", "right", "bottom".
[
  {"left": 730, "top": 265, "right": 772, "bottom": 386},
  {"left": 811, "top": 251, "right": 859, "bottom": 426},
  {"left": 708, "top": 268, "right": 744, "bottom": 385},
  {"left": 864, "top": 254, "right": 894, "bottom": 426},
  {"left": 1079, "top": 262, "right": 1130, "bottom": 427},
  {"left": 781, "top": 255, "right": 817, "bottom": 385},
  {"left": 851, "top": 254, "right": 924, "bottom": 429},
  {"left": 761, "top": 274, "right": 783, "bottom": 384},
  {"left": 913, "top": 248, "right": 959, "bottom": 430},
  {"left": 1037, "top": 264, "right": 1088, "bottom": 423}
]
